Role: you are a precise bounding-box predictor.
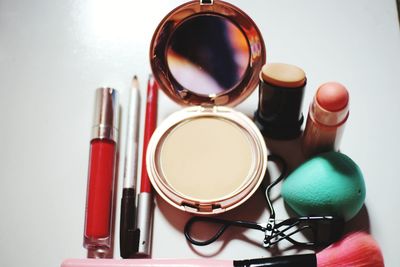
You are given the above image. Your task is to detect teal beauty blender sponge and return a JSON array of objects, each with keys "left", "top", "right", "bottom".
[{"left": 282, "top": 152, "right": 366, "bottom": 221}]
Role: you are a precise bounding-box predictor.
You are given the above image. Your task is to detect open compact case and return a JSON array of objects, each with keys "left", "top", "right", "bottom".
[{"left": 146, "top": 0, "right": 267, "bottom": 215}]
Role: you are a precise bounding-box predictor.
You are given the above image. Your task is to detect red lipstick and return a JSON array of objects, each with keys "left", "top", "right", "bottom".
[{"left": 84, "top": 87, "right": 119, "bottom": 255}]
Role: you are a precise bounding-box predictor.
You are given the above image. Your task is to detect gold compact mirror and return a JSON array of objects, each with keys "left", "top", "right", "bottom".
[
  {"left": 147, "top": 0, "right": 267, "bottom": 214},
  {"left": 150, "top": 0, "right": 265, "bottom": 106},
  {"left": 167, "top": 15, "right": 249, "bottom": 96}
]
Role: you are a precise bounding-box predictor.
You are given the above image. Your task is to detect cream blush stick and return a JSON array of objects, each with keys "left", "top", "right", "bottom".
[{"left": 302, "top": 82, "right": 349, "bottom": 158}]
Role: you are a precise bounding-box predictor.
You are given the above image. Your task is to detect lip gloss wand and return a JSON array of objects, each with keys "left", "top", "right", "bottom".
[
  {"left": 135, "top": 75, "right": 158, "bottom": 257},
  {"left": 120, "top": 76, "right": 141, "bottom": 258}
]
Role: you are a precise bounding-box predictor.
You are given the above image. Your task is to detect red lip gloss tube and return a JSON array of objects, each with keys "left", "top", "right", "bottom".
[
  {"left": 84, "top": 87, "right": 119, "bottom": 254},
  {"left": 302, "top": 82, "right": 349, "bottom": 158}
]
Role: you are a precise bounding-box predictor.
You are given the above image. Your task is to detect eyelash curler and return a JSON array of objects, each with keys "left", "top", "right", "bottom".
[{"left": 184, "top": 155, "right": 345, "bottom": 248}]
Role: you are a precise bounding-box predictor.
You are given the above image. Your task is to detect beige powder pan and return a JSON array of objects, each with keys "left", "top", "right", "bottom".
[
  {"left": 159, "top": 117, "right": 254, "bottom": 201},
  {"left": 147, "top": 107, "right": 267, "bottom": 214},
  {"left": 147, "top": 0, "right": 267, "bottom": 214}
]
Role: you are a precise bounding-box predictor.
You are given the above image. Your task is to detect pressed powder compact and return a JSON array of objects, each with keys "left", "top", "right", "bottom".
[{"left": 147, "top": 0, "right": 267, "bottom": 214}]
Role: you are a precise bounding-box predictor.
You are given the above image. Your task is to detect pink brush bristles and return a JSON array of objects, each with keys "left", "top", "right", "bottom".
[{"left": 317, "top": 232, "right": 384, "bottom": 267}]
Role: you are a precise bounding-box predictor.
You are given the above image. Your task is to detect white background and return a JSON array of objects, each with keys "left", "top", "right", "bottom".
[{"left": 1, "top": 0, "right": 399, "bottom": 266}]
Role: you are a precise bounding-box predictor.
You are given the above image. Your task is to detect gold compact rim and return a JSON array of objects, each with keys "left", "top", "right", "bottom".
[
  {"left": 149, "top": 0, "right": 266, "bottom": 107},
  {"left": 146, "top": 106, "right": 268, "bottom": 214}
]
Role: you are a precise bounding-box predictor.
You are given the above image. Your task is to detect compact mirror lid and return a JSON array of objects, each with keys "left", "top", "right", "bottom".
[{"left": 150, "top": 0, "right": 266, "bottom": 107}]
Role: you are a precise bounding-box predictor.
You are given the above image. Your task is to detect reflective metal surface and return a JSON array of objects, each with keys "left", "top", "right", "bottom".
[
  {"left": 149, "top": 0, "right": 266, "bottom": 107},
  {"left": 167, "top": 15, "right": 249, "bottom": 96}
]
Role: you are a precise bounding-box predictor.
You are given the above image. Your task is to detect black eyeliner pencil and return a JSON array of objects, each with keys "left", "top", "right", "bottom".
[{"left": 119, "top": 76, "right": 141, "bottom": 258}]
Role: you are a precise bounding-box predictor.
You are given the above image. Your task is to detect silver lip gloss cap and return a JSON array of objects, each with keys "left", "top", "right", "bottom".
[{"left": 91, "top": 87, "right": 119, "bottom": 142}]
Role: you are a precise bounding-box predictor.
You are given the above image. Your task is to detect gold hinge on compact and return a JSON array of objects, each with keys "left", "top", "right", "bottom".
[
  {"left": 200, "top": 0, "right": 213, "bottom": 5},
  {"left": 183, "top": 202, "right": 222, "bottom": 212}
]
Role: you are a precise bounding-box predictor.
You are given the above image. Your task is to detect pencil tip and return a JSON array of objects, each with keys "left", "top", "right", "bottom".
[{"left": 131, "top": 75, "right": 140, "bottom": 89}]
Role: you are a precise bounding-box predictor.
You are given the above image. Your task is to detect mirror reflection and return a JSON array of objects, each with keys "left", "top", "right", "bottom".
[{"left": 167, "top": 15, "right": 250, "bottom": 96}]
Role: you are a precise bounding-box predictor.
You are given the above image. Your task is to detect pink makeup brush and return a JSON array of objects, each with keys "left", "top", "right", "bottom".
[
  {"left": 317, "top": 231, "right": 384, "bottom": 267},
  {"left": 62, "top": 232, "right": 384, "bottom": 267}
]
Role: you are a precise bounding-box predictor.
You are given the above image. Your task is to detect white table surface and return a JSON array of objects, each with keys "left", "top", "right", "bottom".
[{"left": 1, "top": 0, "right": 399, "bottom": 266}]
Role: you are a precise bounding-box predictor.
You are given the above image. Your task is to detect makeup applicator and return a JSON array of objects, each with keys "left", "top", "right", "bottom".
[
  {"left": 316, "top": 231, "right": 384, "bottom": 267},
  {"left": 62, "top": 232, "right": 384, "bottom": 267}
]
